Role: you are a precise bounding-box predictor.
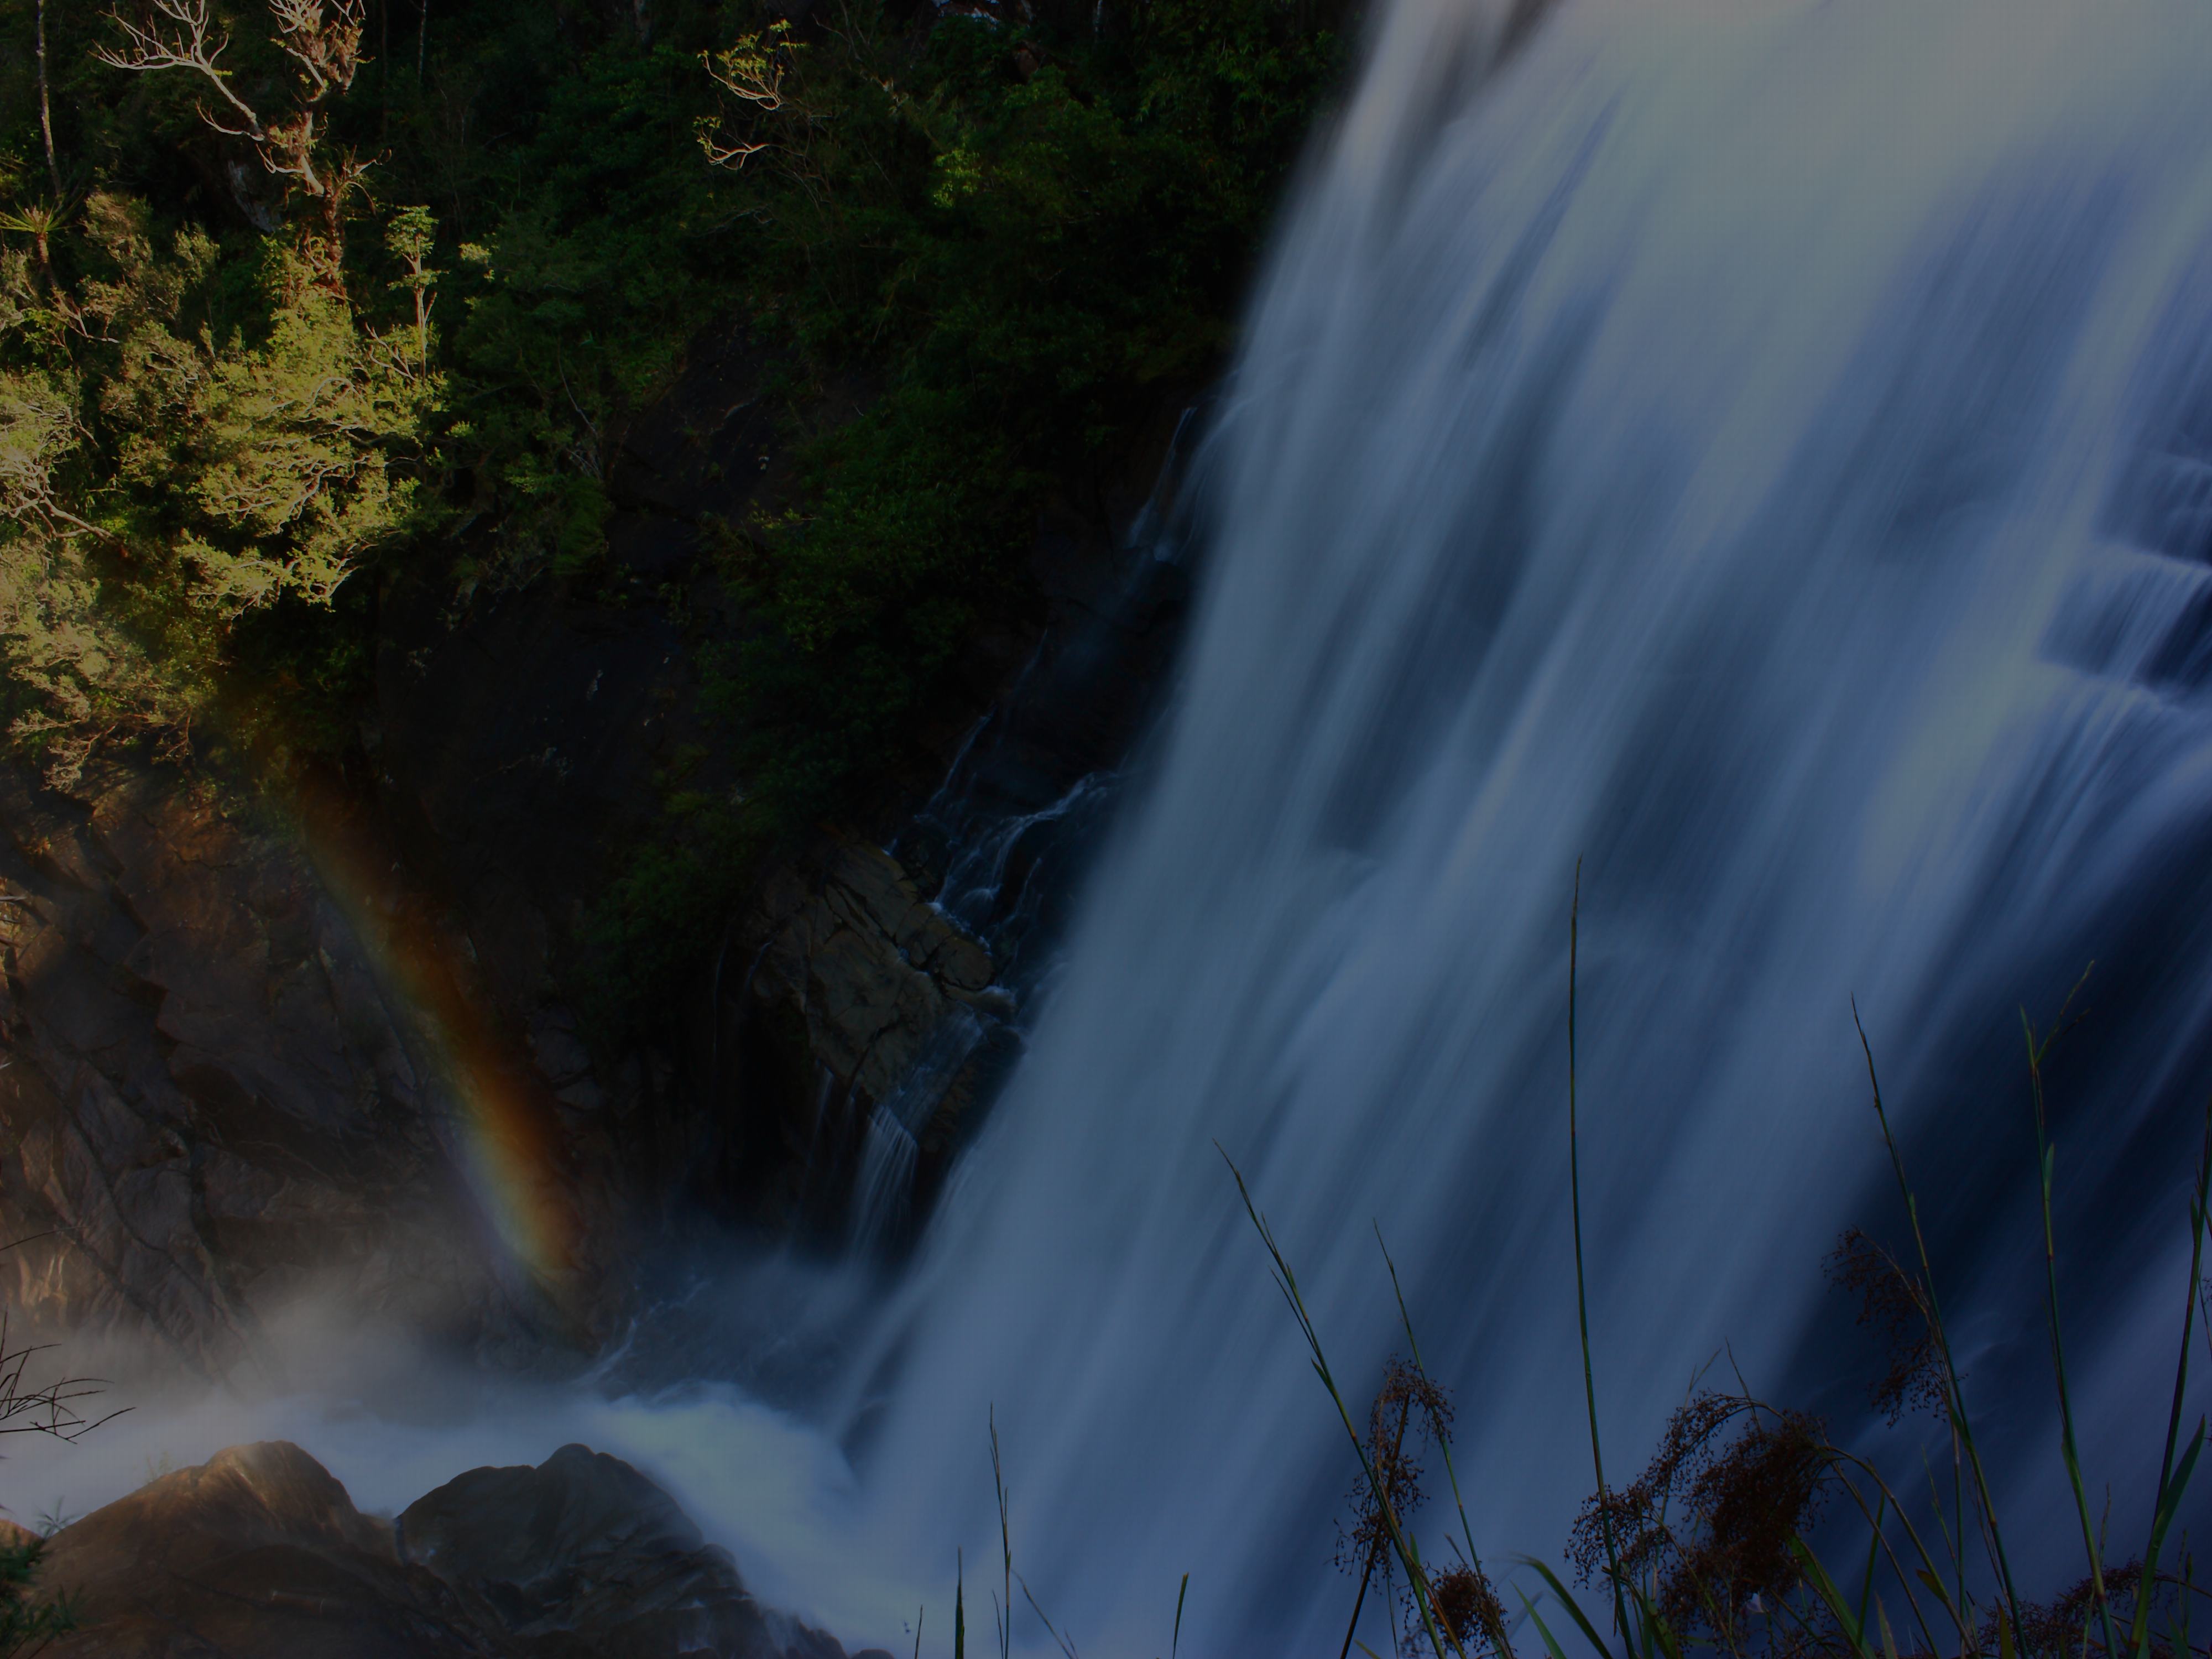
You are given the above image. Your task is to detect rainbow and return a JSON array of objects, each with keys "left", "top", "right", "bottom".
[{"left": 292, "top": 770, "right": 588, "bottom": 1316}]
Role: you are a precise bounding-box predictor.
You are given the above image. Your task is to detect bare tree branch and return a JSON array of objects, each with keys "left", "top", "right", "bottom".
[
  {"left": 95, "top": 0, "right": 375, "bottom": 270},
  {"left": 95, "top": 0, "right": 272, "bottom": 143}
]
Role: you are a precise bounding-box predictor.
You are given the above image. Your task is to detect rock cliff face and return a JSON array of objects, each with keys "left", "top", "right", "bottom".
[
  {"left": 31, "top": 1439, "right": 852, "bottom": 1658},
  {"left": 693, "top": 406, "right": 1199, "bottom": 1245},
  {"left": 0, "top": 760, "right": 519, "bottom": 1375}
]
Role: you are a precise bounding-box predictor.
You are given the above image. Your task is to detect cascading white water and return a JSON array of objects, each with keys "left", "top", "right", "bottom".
[{"left": 821, "top": 2, "right": 2212, "bottom": 1653}]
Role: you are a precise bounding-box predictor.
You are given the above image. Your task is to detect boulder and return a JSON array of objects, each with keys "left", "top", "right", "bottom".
[
  {"left": 28, "top": 1441, "right": 851, "bottom": 1659},
  {"left": 398, "top": 1442, "right": 834, "bottom": 1659},
  {"left": 35, "top": 1441, "right": 503, "bottom": 1657}
]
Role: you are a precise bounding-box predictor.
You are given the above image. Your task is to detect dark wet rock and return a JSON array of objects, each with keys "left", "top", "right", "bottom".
[
  {"left": 36, "top": 1441, "right": 502, "bottom": 1658},
  {"left": 693, "top": 397, "right": 1202, "bottom": 1243},
  {"left": 759, "top": 842, "right": 998, "bottom": 1108},
  {"left": 34, "top": 1441, "right": 849, "bottom": 1659},
  {"left": 708, "top": 837, "right": 1000, "bottom": 1237},
  {"left": 399, "top": 1442, "right": 839, "bottom": 1659}
]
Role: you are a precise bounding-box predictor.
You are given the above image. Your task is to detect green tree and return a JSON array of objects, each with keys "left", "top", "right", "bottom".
[{"left": 0, "top": 194, "right": 437, "bottom": 776}]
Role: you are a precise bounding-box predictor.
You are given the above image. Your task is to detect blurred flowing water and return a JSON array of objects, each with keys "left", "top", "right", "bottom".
[{"left": 814, "top": 2, "right": 2212, "bottom": 1652}]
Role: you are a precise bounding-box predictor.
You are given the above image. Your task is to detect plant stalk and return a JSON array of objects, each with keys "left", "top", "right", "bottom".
[
  {"left": 36, "top": 0, "right": 61, "bottom": 200},
  {"left": 1569, "top": 864, "right": 1632, "bottom": 1641}
]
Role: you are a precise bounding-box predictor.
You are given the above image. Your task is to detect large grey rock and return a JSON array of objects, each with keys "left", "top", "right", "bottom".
[
  {"left": 36, "top": 1441, "right": 503, "bottom": 1657},
  {"left": 398, "top": 1443, "right": 842, "bottom": 1659},
  {"left": 30, "top": 1441, "right": 850, "bottom": 1659}
]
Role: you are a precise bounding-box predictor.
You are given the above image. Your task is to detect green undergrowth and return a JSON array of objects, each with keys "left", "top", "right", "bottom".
[
  {"left": 0, "top": 1532, "right": 71, "bottom": 1659},
  {"left": 690, "top": 0, "right": 1347, "bottom": 834}
]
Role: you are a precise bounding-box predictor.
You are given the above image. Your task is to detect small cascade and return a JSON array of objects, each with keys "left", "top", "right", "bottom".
[
  {"left": 846, "top": 1006, "right": 988, "bottom": 1251},
  {"left": 827, "top": 404, "right": 1217, "bottom": 1249}
]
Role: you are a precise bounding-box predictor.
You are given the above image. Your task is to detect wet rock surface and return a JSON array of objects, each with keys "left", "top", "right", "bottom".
[
  {"left": 399, "top": 1442, "right": 836, "bottom": 1659},
  {"left": 699, "top": 399, "right": 1202, "bottom": 1245},
  {"left": 35, "top": 1441, "right": 500, "bottom": 1658},
  {"left": 716, "top": 837, "right": 1002, "bottom": 1236},
  {"left": 0, "top": 759, "right": 518, "bottom": 1373},
  {"left": 35, "top": 1440, "right": 849, "bottom": 1659}
]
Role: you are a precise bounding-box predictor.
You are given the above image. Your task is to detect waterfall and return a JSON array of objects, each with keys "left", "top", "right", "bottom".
[{"left": 826, "top": 3, "right": 2212, "bottom": 1653}]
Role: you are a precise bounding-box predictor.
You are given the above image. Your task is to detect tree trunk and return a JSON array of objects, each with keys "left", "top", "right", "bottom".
[{"left": 36, "top": 0, "right": 61, "bottom": 200}]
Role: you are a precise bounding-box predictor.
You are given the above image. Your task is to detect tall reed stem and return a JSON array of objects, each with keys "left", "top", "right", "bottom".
[
  {"left": 2132, "top": 1103, "right": 2212, "bottom": 1658},
  {"left": 1569, "top": 864, "right": 1632, "bottom": 1641},
  {"left": 2024, "top": 988, "right": 2124, "bottom": 1659},
  {"left": 1223, "top": 1148, "right": 1463, "bottom": 1659},
  {"left": 1852, "top": 1005, "right": 2025, "bottom": 1639}
]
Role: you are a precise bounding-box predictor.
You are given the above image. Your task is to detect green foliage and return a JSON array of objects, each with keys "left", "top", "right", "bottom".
[
  {"left": 0, "top": 187, "right": 436, "bottom": 776},
  {"left": 692, "top": 0, "right": 1345, "bottom": 825},
  {"left": 715, "top": 385, "right": 1037, "bottom": 817},
  {"left": 440, "top": 34, "right": 746, "bottom": 587},
  {"left": 0, "top": 1533, "right": 74, "bottom": 1659}
]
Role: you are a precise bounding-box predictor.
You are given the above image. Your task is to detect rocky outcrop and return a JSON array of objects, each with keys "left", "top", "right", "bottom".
[
  {"left": 0, "top": 293, "right": 1199, "bottom": 1361},
  {"left": 0, "top": 760, "right": 522, "bottom": 1374},
  {"left": 714, "top": 839, "right": 1000, "bottom": 1235},
  {"left": 754, "top": 842, "right": 997, "bottom": 1109},
  {"left": 399, "top": 1443, "right": 838, "bottom": 1659},
  {"left": 0, "top": 338, "right": 799, "bottom": 1369},
  {"left": 33, "top": 1440, "right": 851, "bottom": 1659},
  {"left": 364, "top": 328, "right": 808, "bottom": 1225},
  {"left": 35, "top": 1441, "right": 501, "bottom": 1657}
]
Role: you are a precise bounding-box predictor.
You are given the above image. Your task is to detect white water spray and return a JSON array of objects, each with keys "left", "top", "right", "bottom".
[{"left": 831, "top": 3, "right": 2212, "bottom": 1653}]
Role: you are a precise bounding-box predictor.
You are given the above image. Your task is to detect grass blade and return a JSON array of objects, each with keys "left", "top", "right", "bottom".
[
  {"left": 1568, "top": 865, "right": 1634, "bottom": 1643},
  {"left": 1379, "top": 1225, "right": 1517, "bottom": 1659},
  {"left": 1515, "top": 1585, "right": 1580, "bottom": 1659},
  {"left": 1853, "top": 1001, "right": 2025, "bottom": 1637},
  {"left": 2026, "top": 996, "right": 2126, "bottom": 1659},
  {"left": 1788, "top": 1540, "right": 1876, "bottom": 1659},
  {"left": 2135, "top": 1103, "right": 2212, "bottom": 1658},
  {"left": 1516, "top": 1555, "right": 1619, "bottom": 1659},
  {"left": 1223, "top": 1147, "right": 1462, "bottom": 1658}
]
